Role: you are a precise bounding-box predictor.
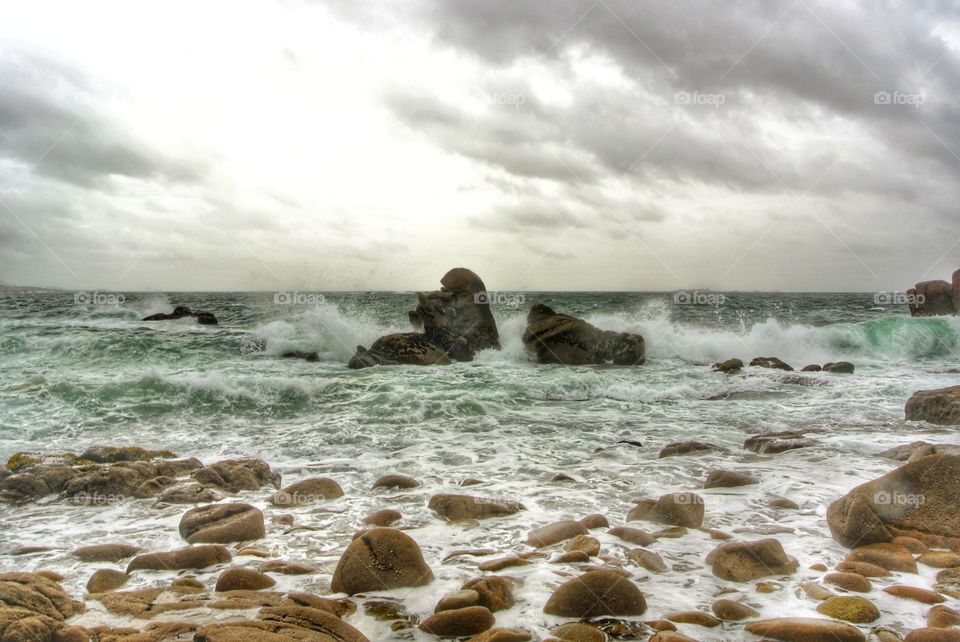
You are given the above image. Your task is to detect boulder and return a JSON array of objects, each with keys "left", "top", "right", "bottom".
[
  {"left": 826, "top": 454, "right": 960, "bottom": 549},
  {"left": 878, "top": 441, "right": 960, "bottom": 461},
  {"left": 467, "top": 629, "right": 533, "bottom": 642},
  {"left": 72, "top": 543, "right": 141, "bottom": 563},
  {"left": 627, "top": 492, "right": 704, "bottom": 528},
  {"left": 195, "top": 606, "right": 369, "bottom": 642},
  {"left": 435, "top": 590, "right": 480, "bottom": 612},
  {"left": 0, "top": 572, "right": 84, "bottom": 621},
  {"left": 579, "top": 514, "right": 609, "bottom": 529},
  {"left": 564, "top": 535, "right": 600, "bottom": 557},
  {"left": 419, "top": 606, "right": 495, "bottom": 636},
  {"left": 551, "top": 623, "right": 606, "bottom": 642},
  {"left": 626, "top": 548, "right": 667, "bottom": 572},
  {"left": 749, "top": 356, "right": 794, "bottom": 371},
  {"left": 191, "top": 458, "right": 280, "bottom": 493},
  {"left": 801, "top": 364, "right": 822, "bottom": 372},
  {"left": 157, "top": 482, "right": 222, "bottom": 504},
  {"left": 904, "top": 629, "right": 960, "bottom": 642},
  {"left": 744, "top": 431, "right": 816, "bottom": 454},
  {"left": 428, "top": 494, "right": 524, "bottom": 521},
  {"left": 543, "top": 570, "right": 646, "bottom": 617},
  {"left": 126, "top": 545, "right": 231, "bottom": 572},
  {"left": 910, "top": 279, "right": 956, "bottom": 317},
  {"left": 659, "top": 441, "right": 724, "bottom": 458},
  {"left": 143, "top": 305, "right": 217, "bottom": 324},
  {"left": 522, "top": 304, "right": 645, "bottom": 365},
  {"left": 823, "top": 572, "right": 872, "bottom": 593},
  {"left": 905, "top": 386, "right": 960, "bottom": 425},
  {"left": 704, "top": 469, "right": 758, "bottom": 488},
  {"left": 372, "top": 474, "right": 420, "bottom": 489},
  {"left": 843, "top": 543, "right": 917, "bottom": 573},
  {"left": 179, "top": 503, "right": 265, "bottom": 544},
  {"left": 364, "top": 509, "right": 402, "bottom": 527},
  {"left": 86, "top": 569, "right": 129, "bottom": 593},
  {"left": 215, "top": 567, "right": 276, "bottom": 591},
  {"left": 706, "top": 538, "right": 798, "bottom": 581},
  {"left": 816, "top": 596, "right": 880, "bottom": 623},
  {"left": 330, "top": 528, "right": 433, "bottom": 594},
  {"left": 711, "top": 598, "right": 759, "bottom": 621},
  {"left": 823, "top": 361, "right": 855, "bottom": 373},
  {"left": 461, "top": 576, "right": 514, "bottom": 612},
  {"left": 712, "top": 358, "right": 743, "bottom": 373},
  {"left": 883, "top": 585, "right": 945, "bottom": 604},
  {"left": 744, "top": 618, "right": 866, "bottom": 641},
  {"left": 527, "top": 520, "right": 588, "bottom": 547},
  {"left": 607, "top": 526, "right": 656, "bottom": 545},
  {"left": 270, "top": 477, "right": 343, "bottom": 505},
  {"left": 348, "top": 333, "right": 453, "bottom": 368}
]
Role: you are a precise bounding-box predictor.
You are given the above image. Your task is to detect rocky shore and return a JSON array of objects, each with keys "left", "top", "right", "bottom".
[{"left": 2, "top": 387, "right": 960, "bottom": 642}]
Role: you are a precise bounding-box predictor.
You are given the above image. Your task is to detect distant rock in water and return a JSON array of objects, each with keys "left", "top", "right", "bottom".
[
  {"left": 712, "top": 358, "right": 743, "bottom": 373},
  {"left": 349, "top": 267, "right": 500, "bottom": 369},
  {"left": 908, "top": 268, "right": 960, "bottom": 316},
  {"left": 143, "top": 305, "right": 218, "bottom": 325},
  {"left": 749, "top": 356, "right": 793, "bottom": 371},
  {"left": 522, "top": 304, "right": 645, "bottom": 365},
  {"left": 905, "top": 385, "right": 960, "bottom": 425}
]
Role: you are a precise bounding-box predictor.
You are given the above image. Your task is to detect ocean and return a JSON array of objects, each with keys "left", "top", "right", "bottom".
[{"left": 1, "top": 290, "right": 958, "bottom": 638}]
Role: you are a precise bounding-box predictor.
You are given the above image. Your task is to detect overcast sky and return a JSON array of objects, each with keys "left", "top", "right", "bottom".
[{"left": 1, "top": 0, "right": 958, "bottom": 292}]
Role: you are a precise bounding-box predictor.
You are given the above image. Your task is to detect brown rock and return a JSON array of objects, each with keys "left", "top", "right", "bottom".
[
  {"left": 823, "top": 572, "right": 872, "bottom": 593},
  {"left": 883, "top": 585, "right": 945, "bottom": 603},
  {"left": 928, "top": 605, "right": 960, "bottom": 628},
  {"left": 543, "top": 570, "right": 646, "bottom": 617},
  {"left": 744, "top": 431, "right": 816, "bottom": 454},
  {"left": 364, "top": 509, "right": 402, "bottom": 527},
  {"left": 429, "top": 494, "right": 524, "bottom": 521},
  {"left": 528, "top": 520, "right": 588, "bottom": 547},
  {"left": 86, "top": 569, "right": 129, "bottom": 593},
  {"left": 823, "top": 361, "right": 855, "bottom": 373},
  {"left": 564, "top": 535, "right": 600, "bottom": 557},
  {"left": 843, "top": 543, "right": 918, "bottom": 573},
  {"left": 892, "top": 536, "right": 930, "bottom": 553},
  {"left": 770, "top": 496, "right": 800, "bottom": 510},
  {"left": 462, "top": 576, "right": 514, "bottom": 612},
  {"left": 435, "top": 590, "right": 480, "bottom": 612},
  {"left": 835, "top": 561, "right": 891, "bottom": 577},
  {"left": 745, "top": 618, "right": 865, "bottom": 641},
  {"left": 330, "top": 528, "right": 433, "bottom": 595},
  {"left": 649, "top": 633, "right": 699, "bottom": 642},
  {"left": 191, "top": 458, "right": 280, "bottom": 492},
  {"left": 270, "top": 477, "right": 343, "bottom": 505},
  {"left": 664, "top": 611, "right": 721, "bottom": 627},
  {"left": 706, "top": 539, "right": 798, "bottom": 582},
  {"left": 551, "top": 622, "right": 605, "bottom": 642},
  {"left": 828, "top": 455, "right": 960, "bottom": 549},
  {"left": 156, "top": 482, "right": 222, "bottom": 504},
  {"left": 0, "top": 572, "right": 84, "bottom": 620},
  {"left": 918, "top": 551, "right": 960, "bottom": 568},
  {"left": 627, "top": 492, "right": 704, "bottom": 528},
  {"left": 937, "top": 567, "right": 960, "bottom": 598},
  {"left": 579, "top": 514, "right": 609, "bottom": 529},
  {"left": 659, "top": 441, "right": 724, "bottom": 458},
  {"left": 419, "top": 606, "right": 495, "bottom": 636},
  {"left": 815, "top": 596, "right": 880, "bottom": 623},
  {"left": 179, "top": 503, "right": 265, "bottom": 544},
  {"left": 215, "top": 567, "right": 276, "bottom": 591},
  {"left": 467, "top": 629, "right": 533, "bottom": 642},
  {"left": 372, "top": 474, "right": 420, "bottom": 489},
  {"left": 607, "top": 526, "right": 656, "bottom": 546},
  {"left": 704, "top": 469, "right": 758, "bottom": 488},
  {"left": 904, "top": 629, "right": 960, "bottom": 642},
  {"left": 478, "top": 556, "right": 529, "bottom": 572},
  {"left": 800, "top": 581, "right": 836, "bottom": 601},
  {"left": 626, "top": 549, "right": 667, "bottom": 573},
  {"left": 553, "top": 551, "right": 589, "bottom": 563},
  {"left": 711, "top": 598, "right": 759, "bottom": 621},
  {"left": 72, "top": 543, "right": 141, "bottom": 563},
  {"left": 126, "top": 545, "right": 232, "bottom": 572},
  {"left": 258, "top": 560, "right": 315, "bottom": 575},
  {"left": 713, "top": 358, "right": 744, "bottom": 373},
  {"left": 906, "top": 386, "right": 960, "bottom": 425}
]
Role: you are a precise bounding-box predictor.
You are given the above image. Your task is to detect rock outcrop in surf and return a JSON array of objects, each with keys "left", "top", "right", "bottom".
[
  {"left": 348, "top": 268, "right": 500, "bottom": 369},
  {"left": 907, "top": 268, "right": 960, "bottom": 317},
  {"left": 143, "top": 305, "right": 218, "bottom": 325},
  {"left": 522, "top": 304, "right": 645, "bottom": 365}
]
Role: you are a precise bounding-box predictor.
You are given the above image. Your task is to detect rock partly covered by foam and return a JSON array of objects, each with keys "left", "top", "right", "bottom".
[
  {"left": 905, "top": 386, "right": 960, "bottom": 426},
  {"left": 143, "top": 305, "right": 217, "bottom": 324},
  {"left": 827, "top": 454, "right": 960, "bottom": 549},
  {"left": 543, "top": 570, "right": 646, "bottom": 617},
  {"left": 270, "top": 477, "right": 344, "bottom": 505},
  {"left": 749, "top": 356, "right": 793, "bottom": 371},
  {"left": 428, "top": 494, "right": 524, "bottom": 521},
  {"left": 706, "top": 538, "right": 798, "bottom": 581},
  {"left": 522, "top": 304, "right": 645, "bottom": 365},
  {"left": 178, "top": 503, "right": 266, "bottom": 544},
  {"left": 330, "top": 528, "right": 433, "bottom": 595},
  {"left": 627, "top": 492, "right": 705, "bottom": 528}
]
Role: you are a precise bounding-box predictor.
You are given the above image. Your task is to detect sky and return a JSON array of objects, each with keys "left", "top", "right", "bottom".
[{"left": 0, "top": 0, "right": 958, "bottom": 293}]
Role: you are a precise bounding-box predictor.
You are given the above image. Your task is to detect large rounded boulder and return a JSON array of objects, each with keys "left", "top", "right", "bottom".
[
  {"left": 543, "top": 570, "right": 646, "bottom": 617},
  {"left": 522, "top": 304, "right": 645, "bottom": 365},
  {"left": 827, "top": 454, "right": 960, "bottom": 549},
  {"left": 905, "top": 386, "right": 960, "bottom": 425},
  {"left": 178, "top": 503, "right": 265, "bottom": 544},
  {"left": 706, "top": 538, "right": 798, "bottom": 581},
  {"left": 331, "top": 528, "right": 434, "bottom": 595}
]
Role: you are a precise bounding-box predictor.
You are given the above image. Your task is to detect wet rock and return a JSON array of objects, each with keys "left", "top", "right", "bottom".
[
  {"left": 823, "top": 572, "right": 872, "bottom": 593},
  {"left": 0, "top": 572, "right": 84, "bottom": 625},
  {"left": 467, "top": 628, "right": 534, "bottom": 642},
  {"left": 364, "top": 508, "right": 402, "bottom": 527},
  {"left": 564, "top": 535, "right": 600, "bottom": 557},
  {"left": 435, "top": 590, "right": 480, "bottom": 612},
  {"left": 745, "top": 617, "right": 866, "bottom": 641},
  {"left": 706, "top": 538, "right": 798, "bottom": 582},
  {"left": 649, "top": 633, "right": 698, "bottom": 642},
  {"left": 156, "top": 482, "right": 222, "bottom": 504},
  {"left": 429, "top": 494, "right": 524, "bottom": 521},
  {"left": 823, "top": 361, "right": 855, "bottom": 373},
  {"left": 543, "top": 570, "right": 646, "bottom": 617},
  {"left": 659, "top": 441, "right": 724, "bottom": 458},
  {"left": 258, "top": 560, "right": 315, "bottom": 575},
  {"left": 179, "top": 503, "right": 265, "bottom": 544},
  {"left": 214, "top": 567, "right": 276, "bottom": 591},
  {"left": 523, "top": 303, "right": 645, "bottom": 365},
  {"left": 937, "top": 567, "right": 960, "bottom": 599},
  {"left": 72, "top": 543, "right": 141, "bottom": 563},
  {"left": 86, "top": 569, "right": 129, "bottom": 593},
  {"left": 800, "top": 581, "right": 837, "bottom": 601},
  {"left": 801, "top": 364, "right": 822, "bottom": 372},
  {"left": 664, "top": 611, "right": 720, "bottom": 627},
  {"left": 842, "top": 543, "right": 917, "bottom": 573},
  {"left": 904, "top": 629, "right": 960, "bottom": 642},
  {"left": 462, "top": 576, "right": 514, "bottom": 612},
  {"left": 331, "top": 528, "right": 433, "bottom": 595},
  {"left": 607, "top": 526, "right": 656, "bottom": 546},
  {"left": 191, "top": 458, "right": 281, "bottom": 493},
  {"left": 627, "top": 492, "right": 704, "bottom": 528},
  {"left": 270, "top": 477, "right": 344, "bottom": 505},
  {"left": 442, "top": 549, "right": 496, "bottom": 563},
  {"left": 126, "top": 545, "right": 231, "bottom": 572},
  {"left": 626, "top": 549, "right": 667, "bottom": 573},
  {"left": 711, "top": 598, "right": 759, "bottom": 621},
  {"left": 528, "top": 520, "right": 588, "bottom": 547},
  {"left": 704, "top": 469, "right": 758, "bottom": 488},
  {"left": 905, "top": 386, "right": 960, "bottom": 425},
  {"left": 831, "top": 455, "right": 960, "bottom": 548},
  {"left": 551, "top": 472, "right": 576, "bottom": 482},
  {"left": 652, "top": 525, "right": 688, "bottom": 538},
  {"left": 892, "top": 536, "right": 930, "bottom": 553},
  {"left": 420, "top": 606, "right": 495, "bottom": 636},
  {"left": 750, "top": 356, "right": 794, "bottom": 371},
  {"left": 744, "top": 431, "right": 816, "bottom": 454},
  {"left": 196, "top": 606, "right": 368, "bottom": 642},
  {"left": 478, "top": 556, "right": 529, "bottom": 572},
  {"left": 551, "top": 623, "right": 606, "bottom": 642},
  {"left": 835, "top": 561, "right": 891, "bottom": 577},
  {"left": 816, "top": 596, "right": 880, "bottom": 623},
  {"left": 553, "top": 550, "right": 590, "bottom": 563},
  {"left": 372, "top": 474, "right": 420, "bottom": 489},
  {"left": 579, "top": 514, "right": 609, "bottom": 529},
  {"left": 877, "top": 441, "right": 960, "bottom": 462},
  {"left": 769, "top": 496, "right": 800, "bottom": 510},
  {"left": 883, "top": 585, "right": 945, "bottom": 603},
  {"left": 928, "top": 605, "right": 960, "bottom": 628},
  {"left": 79, "top": 446, "right": 177, "bottom": 463},
  {"left": 712, "top": 358, "right": 743, "bottom": 373}
]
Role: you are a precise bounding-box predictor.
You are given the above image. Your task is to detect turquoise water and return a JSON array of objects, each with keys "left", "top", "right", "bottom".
[{"left": 1, "top": 291, "right": 959, "bottom": 638}]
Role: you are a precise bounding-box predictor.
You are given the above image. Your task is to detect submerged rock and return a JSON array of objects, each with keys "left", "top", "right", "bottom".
[
  {"left": 522, "top": 304, "right": 645, "bottom": 365},
  {"left": 143, "top": 305, "right": 218, "bottom": 325}
]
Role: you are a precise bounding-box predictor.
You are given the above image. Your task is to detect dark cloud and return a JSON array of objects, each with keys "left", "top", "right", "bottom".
[{"left": 0, "top": 45, "right": 207, "bottom": 187}]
